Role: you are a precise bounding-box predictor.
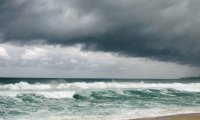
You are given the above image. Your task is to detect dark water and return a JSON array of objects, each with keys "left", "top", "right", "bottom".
[
  {"left": 0, "top": 78, "right": 200, "bottom": 120},
  {"left": 0, "top": 77, "right": 200, "bottom": 84}
]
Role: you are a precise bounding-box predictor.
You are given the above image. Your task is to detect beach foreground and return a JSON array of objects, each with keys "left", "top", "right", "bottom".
[{"left": 131, "top": 113, "right": 200, "bottom": 120}]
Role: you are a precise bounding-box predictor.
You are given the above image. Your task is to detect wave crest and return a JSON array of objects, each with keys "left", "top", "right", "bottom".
[{"left": 0, "top": 81, "right": 200, "bottom": 92}]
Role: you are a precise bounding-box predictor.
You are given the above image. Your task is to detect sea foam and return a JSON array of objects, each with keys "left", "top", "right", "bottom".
[
  {"left": 0, "top": 91, "right": 75, "bottom": 98},
  {"left": 0, "top": 81, "right": 200, "bottom": 92},
  {"left": 1, "top": 81, "right": 200, "bottom": 120}
]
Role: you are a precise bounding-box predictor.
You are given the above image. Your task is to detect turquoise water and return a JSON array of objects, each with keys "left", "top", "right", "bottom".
[{"left": 0, "top": 78, "right": 200, "bottom": 120}]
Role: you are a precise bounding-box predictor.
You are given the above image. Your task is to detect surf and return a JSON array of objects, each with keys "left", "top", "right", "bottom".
[
  {"left": 1, "top": 80, "right": 200, "bottom": 120},
  {"left": 1, "top": 81, "right": 200, "bottom": 92}
]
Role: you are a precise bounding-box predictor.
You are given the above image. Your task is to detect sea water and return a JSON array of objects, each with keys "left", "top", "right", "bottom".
[{"left": 0, "top": 78, "right": 200, "bottom": 120}]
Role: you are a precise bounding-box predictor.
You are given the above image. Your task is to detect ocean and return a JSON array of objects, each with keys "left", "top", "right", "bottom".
[{"left": 0, "top": 78, "right": 200, "bottom": 120}]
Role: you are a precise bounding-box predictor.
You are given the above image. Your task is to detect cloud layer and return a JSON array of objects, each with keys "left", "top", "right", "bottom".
[
  {"left": 1, "top": 0, "right": 200, "bottom": 66},
  {"left": 0, "top": 44, "right": 199, "bottom": 78}
]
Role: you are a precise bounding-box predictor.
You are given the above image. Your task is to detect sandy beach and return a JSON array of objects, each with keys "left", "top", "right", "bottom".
[{"left": 131, "top": 113, "right": 200, "bottom": 120}]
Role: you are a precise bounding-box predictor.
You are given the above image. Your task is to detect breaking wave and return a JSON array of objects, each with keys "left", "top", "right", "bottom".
[
  {"left": 1, "top": 80, "right": 200, "bottom": 120},
  {"left": 0, "top": 81, "right": 200, "bottom": 92}
]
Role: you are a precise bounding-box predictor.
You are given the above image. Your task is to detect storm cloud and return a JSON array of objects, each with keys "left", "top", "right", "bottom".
[{"left": 1, "top": 0, "right": 200, "bottom": 66}]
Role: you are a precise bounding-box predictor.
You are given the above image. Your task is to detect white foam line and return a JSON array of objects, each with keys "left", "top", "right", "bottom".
[
  {"left": 0, "top": 91, "right": 76, "bottom": 99},
  {"left": 0, "top": 81, "right": 200, "bottom": 92}
]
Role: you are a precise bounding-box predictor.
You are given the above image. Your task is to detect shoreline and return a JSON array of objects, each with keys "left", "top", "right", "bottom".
[{"left": 130, "top": 113, "right": 200, "bottom": 120}]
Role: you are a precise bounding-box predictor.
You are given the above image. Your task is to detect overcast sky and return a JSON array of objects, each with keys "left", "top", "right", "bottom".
[{"left": 0, "top": 0, "right": 200, "bottom": 78}]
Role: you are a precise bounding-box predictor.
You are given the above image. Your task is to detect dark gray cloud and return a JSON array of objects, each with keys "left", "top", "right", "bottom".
[{"left": 1, "top": 0, "right": 200, "bottom": 66}]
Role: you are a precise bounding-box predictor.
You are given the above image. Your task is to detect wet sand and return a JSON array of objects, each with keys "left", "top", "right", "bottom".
[{"left": 130, "top": 113, "right": 200, "bottom": 120}]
